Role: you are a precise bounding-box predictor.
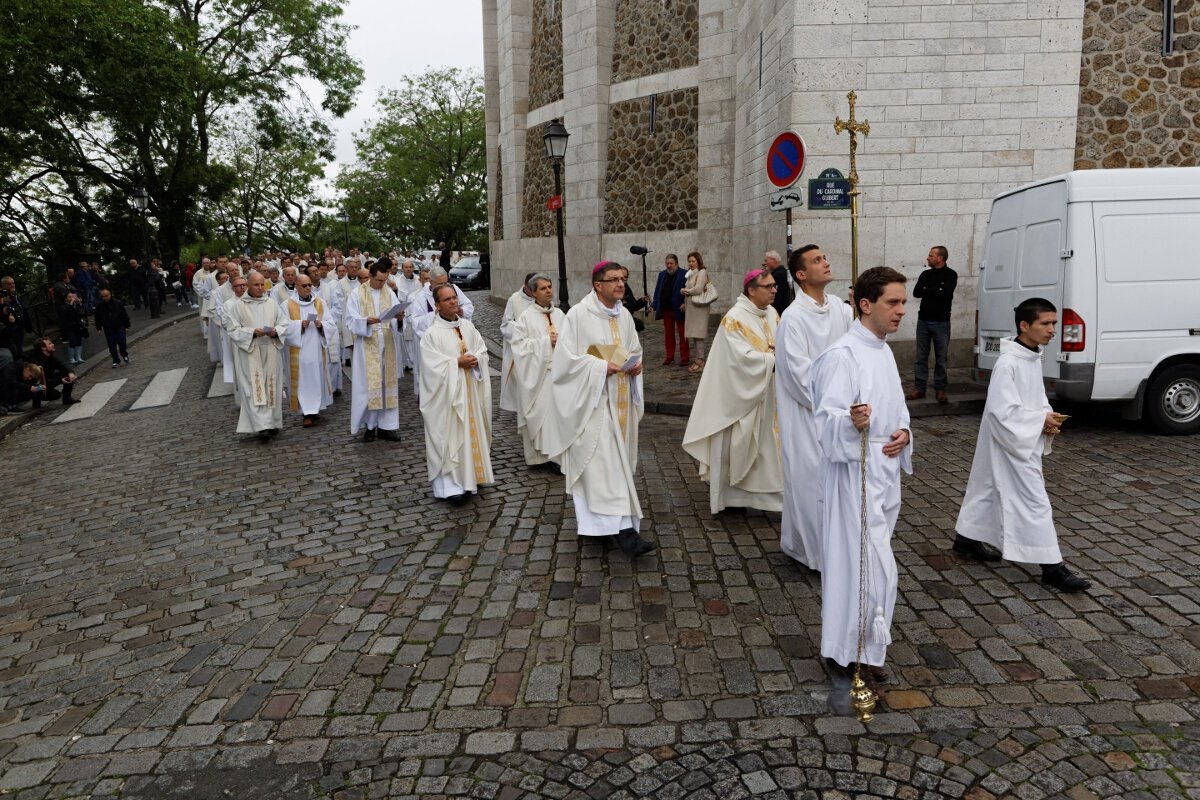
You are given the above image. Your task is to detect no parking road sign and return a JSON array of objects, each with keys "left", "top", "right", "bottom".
[{"left": 766, "top": 130, "right": 807, "bottom": 189}]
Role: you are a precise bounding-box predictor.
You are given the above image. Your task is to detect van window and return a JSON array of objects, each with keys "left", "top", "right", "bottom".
[
  {"left": 1101, "top": 212, "right": 1200, "bottom": 283},
  {"left": 983, "top": 229, "right": 1017, "bottom": 290},
  {"left": 1019, "top": 220, "right": 1062, "bottom": 288}
]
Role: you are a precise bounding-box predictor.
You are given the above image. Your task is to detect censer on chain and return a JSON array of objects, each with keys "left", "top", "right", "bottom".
[{"left": 849, "top": 402, "right": 878, "bottom": 722}]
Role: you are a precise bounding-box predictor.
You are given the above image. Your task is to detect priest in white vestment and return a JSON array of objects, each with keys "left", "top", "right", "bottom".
[
  {"left": 682, "top": 269, "right": 783, "bottom": 514},
  {"left": 193, "top": 260, "right": 211, "bottom": 339},
  {"left": 226, "top": 272, "right": 288, "bottom": 440},
  {"left": 541, "top": 262, "right": 653, "bottom": 558},
  {"left": 955, "top": 298, "right": 1090, "bottom": 592},
  {"left": 206, "top": 265, "right": 226, "bottom": 363},
  {"left": 283, "top": 275, "right": 336, "bottom": 427},
  {"left": 395, "top": 259, "right": 423, "bottom": 372},
  {"left": 419, "top": 284, "right": 494, "bottom": 504},
  {"left": 270, "top": 265, "right": 299, "bottom": 305},
  {"left": 219, "top": 274, "right": 248, "bottom": 400},
  {"left": 346, "top": 260, "right": 402, "bottom": 441},
  {"left": 810, "top": 267, "right": 912, "bottom": 675},
  {"left": 510, "top": 274, "right": 565, "bottom": 467},
  {"left": 212, "top": 265, "right": 242, "bottom": 387},
  {"left": 775, "top": 246, "right": 853, "bottom": 570},
  {"left": 499, "top": 275, "right": 537, "bottom": 413},
  {"left": 407, "top": 267, "right": 475, "bottom": 343}
]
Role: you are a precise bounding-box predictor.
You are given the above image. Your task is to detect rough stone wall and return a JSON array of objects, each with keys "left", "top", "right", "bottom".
[
  {"left": 521, "top": 125, "right": 563, "bottom": 239},
  {"left": 493, "top": 147, "right": 503, "bottom": 240},
  {"left": 603, "top": 88, "right": 698, "bottom": 233},
  {"left": 612, "top": 0, "right": 699, "bottom": 83},
  {"left": 529, "top": 0, "right": 563, "bottom": 109},
  {"left": 1075, "top": 0, "right": 1200, "bottom": 169}
]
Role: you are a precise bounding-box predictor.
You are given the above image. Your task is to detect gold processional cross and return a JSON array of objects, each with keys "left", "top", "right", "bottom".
[{"left": 834, "top": 90, "right": 870, "bottom": 294}]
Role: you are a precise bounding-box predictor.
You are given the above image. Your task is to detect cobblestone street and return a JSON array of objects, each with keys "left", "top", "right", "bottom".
[{"left": 1, "top": 293, "right": 1199, "bottom": 799}]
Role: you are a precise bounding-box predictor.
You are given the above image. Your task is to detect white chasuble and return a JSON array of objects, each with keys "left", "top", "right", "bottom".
[
  {"left": 810, "top": 321, "right": 913, "bottom": 668},
  {"left": 510, "top": 303, "right": 566, "bottom": 465},
  {"left": 346, "top": 284, "right": 401, "bottom": 434},
  {"left": 499, "top": 289, "right": 536, "bottom": 413},
  {"left": 775, "top": 291, "right": 853, "bottom": 570},
  {"left": 541, "top": 292, "right": 644, "bottom": 536},
  {"left": 682, "top": 295, "right": 783, "bottom": 514},
  {"left": 226, "top": 294, "right": 289, "bottom": 434},
  {"left": 419, "top": 316, "right": 494, "bottom": 497},
  {"left": 284, "top": 296, "right": 336, "bottom": 415},
  {"left": 955, "top": 338, "right": 1062, "bottom": 564}
]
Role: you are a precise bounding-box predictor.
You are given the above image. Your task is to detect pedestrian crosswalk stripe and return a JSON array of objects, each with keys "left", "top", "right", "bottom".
[
  {"left": 207, "top": 366, "right": 233, "bottom": 398},
  {"left": 54, "top": 379, "right": 127, "bottom": 424},
  {"left": 130, "top": 368, "right": 188, "bottom": 410}
]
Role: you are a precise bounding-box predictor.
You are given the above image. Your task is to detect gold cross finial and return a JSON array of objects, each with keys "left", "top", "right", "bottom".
[{"left": 834, "top": 90, "right": 870, "bottom": 186}]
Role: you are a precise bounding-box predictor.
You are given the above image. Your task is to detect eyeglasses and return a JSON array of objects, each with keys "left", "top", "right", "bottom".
[{"left": 597, "top": 278, "right": 627, "bottom": 284}]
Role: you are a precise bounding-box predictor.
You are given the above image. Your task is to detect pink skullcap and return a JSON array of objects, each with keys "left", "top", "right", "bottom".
[
  {"left": 592, "top": 260, "right": 611, "bottom": 275},
  {"left": 743, "top": 268, "right": 766, "bottom": 287}
]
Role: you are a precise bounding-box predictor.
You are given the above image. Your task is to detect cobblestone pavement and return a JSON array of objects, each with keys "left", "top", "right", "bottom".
[{"left": 2, "top": 292, "right": 1199, "bottom": 798}]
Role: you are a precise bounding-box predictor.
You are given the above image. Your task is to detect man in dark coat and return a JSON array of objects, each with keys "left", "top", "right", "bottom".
[
  {"left": 94, "top": 288, "right": 132, "bottom": 367},
  {"left": 23, "top": 337, "right": 79, "bottom": 405}
]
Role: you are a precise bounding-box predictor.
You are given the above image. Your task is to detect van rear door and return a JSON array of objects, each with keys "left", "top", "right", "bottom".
[{"left": 978, "top": 180, "right": 1068, "bottom": 380}]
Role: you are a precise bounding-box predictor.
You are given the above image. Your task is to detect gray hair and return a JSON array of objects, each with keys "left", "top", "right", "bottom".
[
  {"left": 402, "top": 259, "right": 415, "bottom": 269},
  {"left": 419, "top": 265, "right": 431, "bottom": 275},
  {"left": 429, "top": 266, "right": 448, "bottom": 281},
  {"left": 764, "top": 250, "right": 782, "bottom": 263},
  {"left": 525, "top": 272, "right": 553, "bottom": 293}
]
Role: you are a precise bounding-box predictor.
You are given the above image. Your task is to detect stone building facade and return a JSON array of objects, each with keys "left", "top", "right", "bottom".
[{"left": 483, "top": 0, "right": 1198, "bottom": 355}]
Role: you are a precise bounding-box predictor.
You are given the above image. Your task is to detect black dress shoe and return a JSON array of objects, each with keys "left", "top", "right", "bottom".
[
  {"left": 257, "top": 430, "right": 272, "bottom": 441},
  {"left": 62, "top": 397, "right": 80, "bottom": 406},
  {"left": 1041, "top": 563, "right": 1091, "bottom": 593},
  {"left": 614, "top": 528, "right": 655, "bottom": 557},
  {"left": 952, "top": 534, "right": 1002, "bottom": 562},
  {"left": 378, "top": 429, "right": 401, "bottom": 442},
  {"left": 363, "top": 428, "right": 377, "bottom": 442},
  {"left": 447, "top": 493, "right": 468, "bottom": 506}
]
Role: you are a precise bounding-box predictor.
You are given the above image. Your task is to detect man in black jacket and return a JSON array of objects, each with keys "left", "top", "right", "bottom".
[
  {"left": 128, "top": 258, "right": 148, "bottom": 310},
  {"left": 909, "top": 245, "right": 957, "bottom": 403},
  {"left": 23, "top": 337, "right": 79, "bottom": 405},
  {"left": 94, "top": 288, "right": 131, "bottom": 367},
  {"left": 0, "top": 276, "right": 33, "bottom": 360}
]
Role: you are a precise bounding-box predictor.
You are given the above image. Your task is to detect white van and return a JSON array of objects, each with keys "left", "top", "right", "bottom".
[{"left": 975, "top": 167, "right": 1200, "bottom": 435}]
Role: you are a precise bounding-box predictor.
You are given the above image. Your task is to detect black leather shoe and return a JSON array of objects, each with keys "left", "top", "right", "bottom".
[
  {"left": 378, "top": 429, "right": 401, "bottom": 442},
  {"left": 257, "top": 430, "right": 271, "bottom": 441},
  {"left": 952, "top": 534, "right": 1002, "bottom": 562},
  {"left": 363, "top": 428, "right": 377, "bottom": 442},
  {"left": 614, "top": 528, "right": 655, "bottom": 557},
  {"left": 1042, "top": 563, "right": 1091, "bottom": 593},
  {"left": 62, "top": 397, "right": 80, "bottom": 406},
  {"left": 447, "top": 493, "right": 468, "bottom": 507}
]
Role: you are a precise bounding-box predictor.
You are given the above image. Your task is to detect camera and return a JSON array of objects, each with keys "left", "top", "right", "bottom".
[{"left": 629, "top": 245, "right": 649, "bottom": 256}]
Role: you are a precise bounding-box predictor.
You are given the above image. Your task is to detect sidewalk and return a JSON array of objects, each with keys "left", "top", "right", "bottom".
[{"left": 475, "top": 294, "right": 984, "bottom": 417}]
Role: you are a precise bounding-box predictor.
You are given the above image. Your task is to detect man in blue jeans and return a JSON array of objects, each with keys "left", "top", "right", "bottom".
[{"left": 909, "top": 245, "right": 956, "bottom": 403}]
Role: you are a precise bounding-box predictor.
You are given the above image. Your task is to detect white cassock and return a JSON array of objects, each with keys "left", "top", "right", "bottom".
[
  {"left": 212, "top": 282, "right": 236, "bottom": 384},
  {"left": 682, "top": 296, "right": 783, "bottom": 514},
  {"left": 394, "top": 275, "right": 423, "bottom": 371},
  {"left": 283, "top": 295, "right": 336, "bottom": 416},
  {"left": 499, "top": 289, "right": 536, "bottom": 412},
  {"left": 206, "top": 274, "right": 223, "bottom": 363},
  {"left": 270, "top": 282, "right": 296, "bottom": 306},
  {"left": 193, "top": 268, "right": 211, "bottom": 338},
  {"left": 346, "top": 282, "right": 401, "bottom": 434},
  {"left": 408, "top": 284, "right": 475, "bottom": 341},
  {"left": 419, "top": 315, "right": 494, "bottom": 497},
  {"left": 510, "top": 302, "right": 565, "bottom": 465},
  {"left": 955, "top": 338, "right": 1062, "bottom": 564},
  {"left": 810, "top": 321, "right": 913, "bottom": 668},
  {"left": 338, "top": 276, "right": 356, "bottom": 360},
  {"left": 541, "top": 292, "right": 644, "bottom": 536},
  {"left": 225, "top": 294, "right": 289, "bottom": 434},
  {"left": 775, "top": 291, "right": 853, "bottom": 569},
  {"left": 316, "top": 280, "right": 344, "bottom": 394}
]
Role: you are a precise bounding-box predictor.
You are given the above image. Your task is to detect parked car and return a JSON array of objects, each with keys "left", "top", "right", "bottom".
[
  {"left": 449, "top": 256, "right": 489, "bottom": 290},
  {"left": 974, "top": 167, "right": 1200, "bottom": 435}
]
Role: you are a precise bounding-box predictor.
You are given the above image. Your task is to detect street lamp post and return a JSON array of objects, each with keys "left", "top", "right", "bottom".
[
  {"left": 130, "top": 188, "right": 160, "bottom": 319},
  {"left": 543, "top": 119, "right": 570, "bottom": 311},
  {"left": 337, "top": 211, "right": 350, "bottom": 255}
]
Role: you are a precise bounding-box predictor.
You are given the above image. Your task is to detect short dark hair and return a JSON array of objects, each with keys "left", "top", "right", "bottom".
[
  {"left": 594, "top": 262, "right": 624, "bottom": 283},
  {"left": 854, "top": 266, "right": 907, "bottom": 308},
  {"left": 665, "top": 253, "right": 678, "bottom": 265},
  {"left": 433, "top": 284, "right": 457, "bottom": 303},
  {"left": 369, "top": 258, "right": 392, "bottom": 277},
  {"left": 1015, "top": 297, "right": 1056, "bottom": 329},
  {"left": 523, "top": 271, "right": 537, "bottom": 285},
  {"left": 933, "top": 245, "right": 949, "bottom": 262},
  {"left": 789, "top": 244, "right": 820, "bottom": 281}
]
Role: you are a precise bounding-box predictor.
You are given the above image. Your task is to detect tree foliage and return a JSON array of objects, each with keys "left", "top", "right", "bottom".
[
  {"left": 338, "top": 67, "right": 486, "bottom": 252},
  {"left": 0, "top": 0, "right": 362, "bottom": 272}
]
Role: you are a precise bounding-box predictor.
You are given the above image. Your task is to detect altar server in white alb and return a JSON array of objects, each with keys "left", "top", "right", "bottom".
[
  {"left": 541, "top": 262, "right": 653, "bottom": 558},
  {"left": 810, "top": 266, "right": 912, "bottom": 679},
  {"left": 775, "top": 245, "right": 853, "bottom": 570},
  {"left": 193, "top": 258, "right": 212, "bottom": 339},
  {"left": 509, "top": 273, "right": 565, "bottom": 467},
  {"left": 954, "top": 297, "right": 1090, "bottom": 592},
  {"left": 499, "top": 273, "right": 537, "bottom": 413},
  {"left": 419, "top": 284, "right": 494, "bottom": 504},
  {"left": 226, "top": 272, "right": 289, "bottom": 441},
  {"left": 212, "top": 263, "right": 242, "bottom": 388},
  {"left": 346, "top": 258, "right": 402, "bottom": 442},
  {"left": 682, "top": 267, "right": 783, "bottom": 514},
  {"left": 283, "top": 274, "right": 336, "bottom": 428}
]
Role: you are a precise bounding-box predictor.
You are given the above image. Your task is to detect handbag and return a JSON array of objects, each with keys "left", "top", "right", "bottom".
[{"left": 693, "top": 278, "right": 718, "bottom": 306}]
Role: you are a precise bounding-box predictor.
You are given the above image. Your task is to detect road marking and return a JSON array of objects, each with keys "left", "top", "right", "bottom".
[
  {"left": 207, "top": 366, "right": 233, "bottom": 398},
  {"left": 130, "top": 368, "right": 188, "bottom": 410},
  {"left": 54, "top": 379, "right": 127, "bottom": 423}
]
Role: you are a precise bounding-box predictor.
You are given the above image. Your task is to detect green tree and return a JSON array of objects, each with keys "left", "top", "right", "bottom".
[
  {"left": 338, "top": 67, "right": 486, "bottom": 252},
  {"left": 0, "top": 0, "right": 362, "bottom": 265}
]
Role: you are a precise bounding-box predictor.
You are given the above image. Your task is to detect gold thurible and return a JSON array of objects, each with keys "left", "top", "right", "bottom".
[{"left": 849, "top": 667, "right": 877, "bottom": 722}]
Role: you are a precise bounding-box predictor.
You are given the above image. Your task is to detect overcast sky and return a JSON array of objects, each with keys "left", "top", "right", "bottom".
[{"left": 326, "top": 0, "right": 485, "bottom": 170}]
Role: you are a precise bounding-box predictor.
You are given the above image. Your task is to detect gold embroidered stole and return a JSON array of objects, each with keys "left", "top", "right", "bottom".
[
  {"left": 454, "top": 326, "right": 487, "bottom": 483},
  {"left": 234, "top": 298, "right": 277, "bottom": 408},
  {"left": 608, "top": 317, "right": 630, "bottom": 437},
  {"left": 358, "top": 283, "right": 398, "bottom": 410},
  {"left": 287, "top": 298, "right": 327, "bottom": 411}
]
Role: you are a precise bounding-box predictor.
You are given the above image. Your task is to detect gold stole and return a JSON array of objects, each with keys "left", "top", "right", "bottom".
[
  {"left": 286, "top": 298, "right": 327, "bottom": 412},
  {"left": 454, "top": 326, "right": 487, "bottom": 483},
  {"left": 358, "top": 283, "right": 398, "bottom": 410},
  {"left": 722, "top": 307, "right": 780, "bottom": 444},
  {"left": 608, "top": 317, "right": 630, "bottom": 437}
]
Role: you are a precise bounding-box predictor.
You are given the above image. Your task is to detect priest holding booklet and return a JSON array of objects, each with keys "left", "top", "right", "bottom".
[{"left": 540, "top": 261, "right": 654, "bottom": 558}]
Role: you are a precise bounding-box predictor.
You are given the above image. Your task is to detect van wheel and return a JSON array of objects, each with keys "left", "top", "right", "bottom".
[{"left": 1146, "top": 364, "right": 1200, "bottom": 435}]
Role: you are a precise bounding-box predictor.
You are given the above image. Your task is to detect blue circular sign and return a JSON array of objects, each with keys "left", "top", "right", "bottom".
[{"left": 767, "top": 131, "right": 806, "bottom": 189}]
